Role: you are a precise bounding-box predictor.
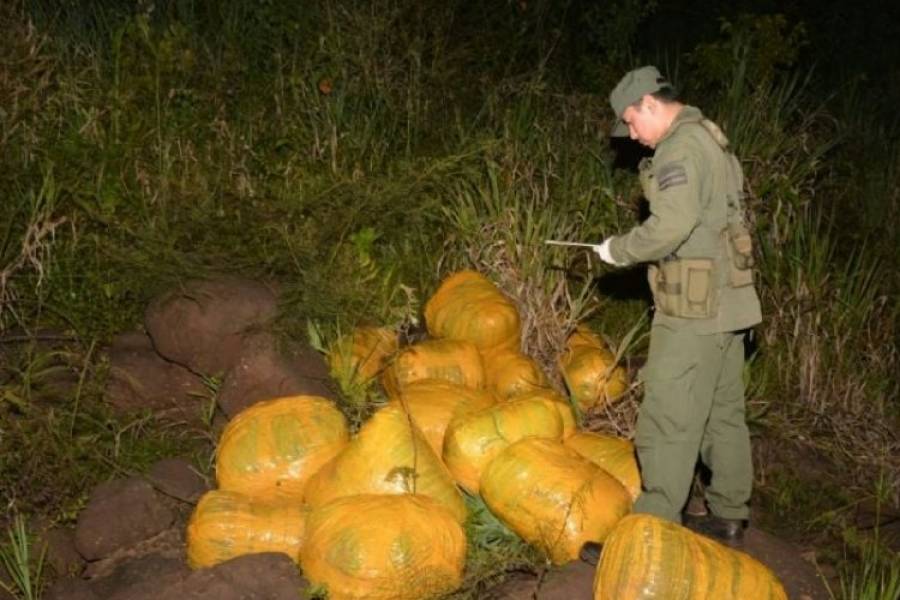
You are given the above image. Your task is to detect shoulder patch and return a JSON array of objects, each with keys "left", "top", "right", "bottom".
[{"left": 656, "top": 162, "right": 687, "bottom": 191}]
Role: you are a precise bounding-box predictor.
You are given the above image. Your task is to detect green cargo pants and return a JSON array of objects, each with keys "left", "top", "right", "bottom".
[{"left": 632, "top": 318, "right": 753, "bottom": 523}]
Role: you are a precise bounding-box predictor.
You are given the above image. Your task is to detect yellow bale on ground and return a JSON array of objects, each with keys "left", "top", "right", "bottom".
[
  {"left": 300, "top": 494, "right": 466, "bottom": 600},
  {"left": 482, "top": 348, "right": 551, "bottom": 400},
  {"left": 303, "top": 404, "right": 466, "bottom": 523},
  {"left": 328, "top": 326, "right": 398, "bottom": 385},
  {"left": 594, "top": 514, "right": 788, "bottom": 600},
  {"left": 387, "top": 379, "right": 497, "bottom": 457},
  {"left": 564, "top": 432, "right": 642, "bottom": 501},
  {"left": 186, "top": 489, "right": 309, "bottom": 568},
  {"left": 559, "top": 326, "right": 628, "bottom": 411},
  {"left": 215, "top": 395, "right": 349, "bottom": 498},
  {"left": 481, "top": 438, "right": 631, "bottom": 565},
  {"left": 424, "top": 271, "right": 521, "bottom": 354},
  {"left": 382, "top": 338, "right": 485, "bottom": 397},
  {"left": 442, "top": 393, "right": 574, "bottom": 493}
]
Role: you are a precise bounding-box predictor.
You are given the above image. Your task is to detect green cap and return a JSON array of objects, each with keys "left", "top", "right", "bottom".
[{"left": 608, "top": 66, "right": 670, "bottom": 137}]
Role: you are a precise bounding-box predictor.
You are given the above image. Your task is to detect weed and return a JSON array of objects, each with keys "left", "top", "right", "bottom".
[{"left": 0, "top": 515, "right": 45, "bottom": 600}]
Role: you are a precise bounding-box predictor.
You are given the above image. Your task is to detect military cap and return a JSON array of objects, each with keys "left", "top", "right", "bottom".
[{"left": 609, "top": 66, "right": 673, "bottom": 137}]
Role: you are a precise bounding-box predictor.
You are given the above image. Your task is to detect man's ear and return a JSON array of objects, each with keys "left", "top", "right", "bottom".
[{"left": 641, "top": 94, "right": 658, "bottom": 114}]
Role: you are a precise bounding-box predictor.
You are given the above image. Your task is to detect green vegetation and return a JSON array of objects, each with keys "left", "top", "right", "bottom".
[{"left": 1, "top": 0, "right": 897, "bottom": 596}]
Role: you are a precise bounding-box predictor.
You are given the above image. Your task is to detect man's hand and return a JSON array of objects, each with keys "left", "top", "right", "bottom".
[{"left": 594, "top": 239, "right": 621, "bottom": 266}]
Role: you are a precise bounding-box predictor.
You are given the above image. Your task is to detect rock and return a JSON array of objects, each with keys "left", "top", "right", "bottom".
[
  {"left": 217, "top": 333, "right": 336, "bottom": 419},
  {"left": 96, "top": 553, "right": 190, "bottom": 600},
  {"left": 109, "top": 552, "right": 311, "bottom": 600},
  {"left": 103, "top": 332, "right": 209, "bottom": 423},
  {"left": 43, "top": 578, "right": 99, "bottom": 600},
  {"left": 180, "top": 552, "right": 310, "bottom": 600},
  {"left": 537, "top": 560, "right": 595, "bottom": 599},
  {"left": 40, "top": 526, "right": 86, "bottom": 577},
  {"left": 145, "top": 277, "right": 278, "bottom": 376},
  {"left": 147, "top": 458, "right": 209, "bottom": 503},
  {"left": 75, "top": 478, "right": 174, "bottom": 561}
]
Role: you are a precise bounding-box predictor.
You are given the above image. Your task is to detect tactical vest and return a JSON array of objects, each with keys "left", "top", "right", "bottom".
[{"left": 645, "top": 116, "right": 756, "bottom": 322}]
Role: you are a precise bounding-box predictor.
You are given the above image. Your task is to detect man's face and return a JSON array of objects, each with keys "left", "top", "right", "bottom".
[{"left": 621, "top": 97, "right": 665, "bottom": 148}]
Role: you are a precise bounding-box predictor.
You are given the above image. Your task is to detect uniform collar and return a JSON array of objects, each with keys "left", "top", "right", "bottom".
[{"left": 657, "top": 105, "right": 704, "bottom": 146}]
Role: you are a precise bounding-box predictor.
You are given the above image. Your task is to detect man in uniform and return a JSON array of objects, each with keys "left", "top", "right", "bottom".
[{"left": 594, "top": 66, "right": 762, "bottom": 545}]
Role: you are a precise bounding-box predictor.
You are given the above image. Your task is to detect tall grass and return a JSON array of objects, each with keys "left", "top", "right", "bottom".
[{"left": 0, "top": 515, "right": 45, "bottom": 600}]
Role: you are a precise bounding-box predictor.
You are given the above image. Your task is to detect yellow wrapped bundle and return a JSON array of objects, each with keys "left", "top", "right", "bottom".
[
  {"left": 387, "top": 380, "right": 497, "bottom": 456},
  {"left": 382, "top": 338, "right": 485, "bottom": 397},
  {"left": 481, "top": 438, "right": 631, "bottom": 564},
  {"left": 594, "top": 514, "right": 788, "bottom": 600},
  {"left": 216, "top": 395, "right": 349, "bottom": 498},
  {"left": 300, "top": 494, "right": 466, "bottom": 600},
  {"left": 559, "top": 326, "right": 628, "bottom": 411},
  {"left": 507, "top": 389, "right": 577, "bottom": 438},
  {"left": 443, "top": 393, "right": 573, "bottom": 493},
  {"left": 482, "top": 348, "right": 551, "bottom": 400},
  {"left": 186, "top": 489, "right": 308, "bottom": 568},
  {"left": 329, "top": 326, "right": 398, "bottom": 384},
  {"left": 565, "top": 432, "right": 642, "bottom": 501},
  {"left": 303, "top": 404, "right": 466, "bottom": 523},
  {"left": 424, "top": 271, "right": 521, "bottom": 354}
]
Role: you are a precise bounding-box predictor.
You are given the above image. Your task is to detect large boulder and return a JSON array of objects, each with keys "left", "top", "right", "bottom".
[
  {"left": 147, "top": 457, "right": 210, "bottom": 503},
  {"left": 145, "top": 277, "right": 279, "bottom": 376},
  {"left": 103, "top": 332, "right": 208, "bottom": 422},
  {"left": 74, "top": 478, "right": 174, "bottom": 561},
  {"left": 216, "top": 333, "right": 335, "bottom": 419}
]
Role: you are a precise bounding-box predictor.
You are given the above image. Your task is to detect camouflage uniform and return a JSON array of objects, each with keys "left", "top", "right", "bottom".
[{"left": 606, "top": 69, "right": 762, "bottom": 523}]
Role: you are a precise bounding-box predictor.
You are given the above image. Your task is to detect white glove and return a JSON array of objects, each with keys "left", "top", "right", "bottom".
[{"left": 593, "top": 238, "right": 620, "bottom": 266}]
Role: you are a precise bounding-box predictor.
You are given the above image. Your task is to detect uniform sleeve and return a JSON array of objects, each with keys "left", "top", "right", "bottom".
[{"left": 608, "top": 147, "right": 702, "bottom": 265}]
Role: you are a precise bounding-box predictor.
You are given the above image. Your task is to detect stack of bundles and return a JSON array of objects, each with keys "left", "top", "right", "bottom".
[
  {"left": 328, "top": 326, "right": 398, "bottom": 385},
  {"left": 443, "top": 390, "right": 576, "bottom": 493},
  {"left": 187, "top": 395, "right": 349, "bottom": 566},
  {"left": 559, "top": 326, "right": 628, "bottom": 411},
  {"left": 481, "top": 438, "right": 631, "bottom": 564},
  {"left": 187, "top": 490, "right": 308, "bottom": 568},
  {"left": 565, "top": 432, "right": 641, "bottom": 501},
  {"left": 303, "top": 403, "right": 467, "bottom": 524},
  {"left": 594, "top": 514, "right": 788, "bottom": 599},
  {"left": 300, "top": 494, "right": 466, "bottom": 600},
  {"left": 382, "top": 338, "right": 484, "bottom": 397},
  {"left": 386, "top": 380, "right": 497, "bottom": 456}
]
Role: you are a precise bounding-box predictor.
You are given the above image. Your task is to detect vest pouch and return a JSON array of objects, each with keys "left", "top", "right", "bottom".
[
  {"left": 650, "top": 258, "right": 717, "bottom": 319},
  {"left": 682, "top": 258, "right": 716, "bottom": 318},
  {"left": 723, "top": 224, "right": 755, "bottom": 288}
]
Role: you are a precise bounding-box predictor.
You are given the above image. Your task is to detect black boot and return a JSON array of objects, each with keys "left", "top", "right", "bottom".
[
  {"left": 579, "top": 542, "right": 602, "bottom": 566},
  {"left": 683, "top": 513, "right": 746, "bottom": 547}
]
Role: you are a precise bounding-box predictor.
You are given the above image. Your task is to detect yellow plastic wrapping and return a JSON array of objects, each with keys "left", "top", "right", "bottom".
[
  {"left": 559, "top": 326, "right": 628, "bottom": 411},
  {"left": 300, "top": 494, "right": 466, "bottom": 600},
  {"left": 482, "top": 348, "right": 551, "bottom": 399},
  {"left": 594, "top": 514, "right": 788, "bottom": 600},
  {"left": 216, "top": 395, "right": 349, "bottom": 498},
  {"left": 509, "top": 389, "right": 578, "bottom": 439},
  {"left": 565, "top": 432, "right": 642, "bottom": 501},
  {"left": 424, "top": 271, "right": 521, "bottom": 354},
  {"left": 382, "top": 338, "right": 485, "bottom": 397},
  {"left": 481, "top": 438, "right": 631, "bottom": 564},
  {"left": 387, "top": 379, "right": 497, "bottom": 457},
  {"left": 329, "top": 326, "right": 398, "bottom": 384},
  {"left": 186, "top": 489, "right": 308, "bottom": 568},
  {"left": 303, "top": 404, "right": 466, "bottom": 523},
  {"left": 443, "top": 394, "right": 572, "bottom": 493}
]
